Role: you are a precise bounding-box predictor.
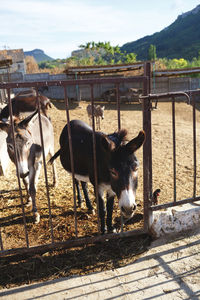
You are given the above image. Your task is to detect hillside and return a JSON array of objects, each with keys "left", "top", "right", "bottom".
[
  {"left": 121, "top": 5, "right": 200, "bottom": 60},
  {"left": 24, "top": 49, "right": 54, "bottom": 62}
]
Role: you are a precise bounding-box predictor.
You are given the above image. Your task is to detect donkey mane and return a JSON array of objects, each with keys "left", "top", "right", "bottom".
[{"left": 107, "top": 129, "right": 128, "bottom": 148}]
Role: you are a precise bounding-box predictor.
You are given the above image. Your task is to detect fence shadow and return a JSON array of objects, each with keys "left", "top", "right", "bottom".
[
  {"left": 0, "top": 234, "right": 151, "bottom": 289},
  {"left": 0, "top": 231, "right": 199, "bottom": 299}
]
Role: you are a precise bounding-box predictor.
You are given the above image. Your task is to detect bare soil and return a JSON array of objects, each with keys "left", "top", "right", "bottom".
[{"left": 0, "top": 99, "right": 200, "bottom": 289}]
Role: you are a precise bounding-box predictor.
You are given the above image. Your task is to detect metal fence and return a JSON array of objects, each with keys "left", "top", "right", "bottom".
[
  {"left": 140, "top": 89, "right": 200, "bottom": 221},
  {"left": 0, "top": 62, "right": 200, "bottom": 257},
  {"left": 0, "top": 63, "right": 150, "bottom": 257}
]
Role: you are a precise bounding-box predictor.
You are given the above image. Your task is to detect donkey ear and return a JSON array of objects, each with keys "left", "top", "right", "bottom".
[
  {"left": 18, "top": 110, "right": 38, "bottom": 128},
  {"left": 0, "top": 122, "right": 10, "bottom": 133},
  {"left": 125, "top": 130, "right": 145, "bottom": 153},
  {"left": 101, "top": 135, "right": 115, "bottom": 152}
]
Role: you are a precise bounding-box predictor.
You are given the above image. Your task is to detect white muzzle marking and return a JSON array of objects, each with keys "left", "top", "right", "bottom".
[
  {"left": 119, "top": 188, "right": 136, "bottom": 218},
  {"left": 18, "top": 161, "right": 29, "bottom": 178}
]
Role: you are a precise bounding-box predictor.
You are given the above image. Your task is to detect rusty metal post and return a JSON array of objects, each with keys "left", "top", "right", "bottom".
[
  {"left": 116, "top": 83, "right": 121, "bottom": 131},
  {"left": 90, "top": 84, "right": 101, "bottom": 233},
  {"left": 0, "top": 228, "right": 4, "bottom": 251},
  {"left": 142, "top": 62, "right": 152, "bottom": 231},
  {"left": 172, "top": 97, "right": 177, "bottom": 202},
  {"left": 64, "top": 86, "right": 78, "bottom": 237},
  {"left": 115, "top": 82, "right": 123, "bottom": 231},
  {"left": 192, "top": 95, "right": 197, "bottom": 198}
]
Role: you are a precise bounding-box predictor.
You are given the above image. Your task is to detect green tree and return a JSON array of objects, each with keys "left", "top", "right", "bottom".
[
  {"left": 124, "top": 53, "right": 137, "bottom": 63},
  {"left": 148, "top": 44, "right": 157, "bottom": 60}
]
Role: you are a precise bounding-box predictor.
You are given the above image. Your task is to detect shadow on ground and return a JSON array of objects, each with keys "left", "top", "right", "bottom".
[{"left": 0, "top": 234, "right": 151, "bottom": 289}]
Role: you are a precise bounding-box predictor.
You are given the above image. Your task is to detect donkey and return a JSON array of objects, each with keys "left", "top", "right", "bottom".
[
  {"left": 86, "top": 104, "right": 105, "bottom": 130},
  {"left": 0, "top": 88, "right": 52, "bottom": 121},
  {"left": 73, "top": 130, "right": 129, "bottom": 212},
  {"left": 49, "top": 120, "right": 145, "bottom": 234},
  {"left": 0, "top": 111, "right": 57, "bottom": 223}
]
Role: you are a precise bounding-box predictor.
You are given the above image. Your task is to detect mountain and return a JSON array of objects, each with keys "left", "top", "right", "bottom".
[
  {"left": 121, "top": 5, "right": 200, "bottom": 60},
  {"left": 24, "top": 49, "right": 54, "bottom": 62}
]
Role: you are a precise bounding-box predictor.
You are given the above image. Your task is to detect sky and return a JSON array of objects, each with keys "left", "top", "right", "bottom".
[{"left": 1, "top": 0, "right": 200, "bottom": 59}]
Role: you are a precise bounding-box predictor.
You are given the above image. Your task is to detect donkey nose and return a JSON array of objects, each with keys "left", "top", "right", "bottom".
[
  {"left": 132, "top": 204, "right": 137, "bottom": 211},
  {"left": 121, "top": 204, "right": 136, "bottom": 217}
]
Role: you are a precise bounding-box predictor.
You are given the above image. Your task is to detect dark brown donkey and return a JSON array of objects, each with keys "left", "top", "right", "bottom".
[
  {"left": 49, "top": 120, "right": 145, "bottom": 234},
  {"left": 0, "top": 89, "right": 52, "bottom": 121}
]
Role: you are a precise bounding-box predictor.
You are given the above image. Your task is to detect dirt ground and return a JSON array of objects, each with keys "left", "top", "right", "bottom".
[{"left": 0, "top": 99, "right": 200, "bottom": 289}]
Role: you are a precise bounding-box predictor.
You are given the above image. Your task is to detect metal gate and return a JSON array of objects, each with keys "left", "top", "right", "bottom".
[
  {"left": 0, "top": 62, "right": 152, "bottom": 257},
  {"left": 141, "top": 89, "right": 200, "bottom": 223}
]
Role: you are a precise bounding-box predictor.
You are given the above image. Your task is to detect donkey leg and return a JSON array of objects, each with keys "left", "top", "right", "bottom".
[
  {"left": 52, "top": 160, "right": 57, "bottom": 187},
  {"left": 75, "top": 179, "right": 83, "bottom": 207},
  {"left": 49, "top": 148, "right": 57, "bottom": 187},
  {"left": 81, "top": 181, "right": 94, "bottom": 212},
  {"left": 106, "top": 195, "right": 115, "bottom": 233},
  {"left": 98, "top": 194, "right": 106, "bottom": 234},
  {"left": 50, "top": 155, "right": 57, "bottom": 187},
  {"left": 29, "top": 164, "right": 40, "bottom": 224},
  {"left": 96, "top": 116, "right": 99, "bottom": 130},
  {"left": 23, "top": 176, "right": 32, "bottom": 207}
]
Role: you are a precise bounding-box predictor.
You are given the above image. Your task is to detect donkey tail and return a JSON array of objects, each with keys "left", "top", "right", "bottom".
[{"left": 48, "top": 149, "right": 61, "bottom": 165}]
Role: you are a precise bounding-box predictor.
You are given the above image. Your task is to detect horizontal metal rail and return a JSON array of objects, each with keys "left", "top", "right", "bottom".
[
  {"left": 151, "top": 196, "right": 200, "bottom": 211},
  {"left": 139, "top": 91, "right": 191, "bottom": 103},
  {"left": 0, "top": 76, "right": 147, "bottom": 89},
  {"left": 0, "top": 228, "right": 146, "bottom": 257}
]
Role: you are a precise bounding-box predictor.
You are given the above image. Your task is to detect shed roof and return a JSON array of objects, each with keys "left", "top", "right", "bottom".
[
  {"left": 65, "top": 61, "right": 144, "bottom": 75},
  {"left": 154, "top": 67, "right": 200, "bottom": 77}
]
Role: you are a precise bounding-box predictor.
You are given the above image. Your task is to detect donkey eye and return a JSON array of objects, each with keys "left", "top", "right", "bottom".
[
  {"left": 110, "top": 168, "right": 118, "bottom": 179},
  {"left": 7, "top": 144, "right": 14, "bottom": 152}
]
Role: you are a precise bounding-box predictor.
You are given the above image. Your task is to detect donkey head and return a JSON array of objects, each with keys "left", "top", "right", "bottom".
[
  {"left": 103, "top": 130, "right": 145, "bottom": 219},
  {"left": 5, "top": 111, "right": 39, "bottom": 178}
]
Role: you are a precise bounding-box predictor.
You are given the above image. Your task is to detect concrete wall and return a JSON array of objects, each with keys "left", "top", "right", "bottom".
[{"left": 1, "top": 71, "right": 200, "bottom": 101}]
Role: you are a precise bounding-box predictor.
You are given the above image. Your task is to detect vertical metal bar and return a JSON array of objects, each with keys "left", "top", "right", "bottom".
[
  {"left": 64, "top": 86, "right": 78, "bottom": 237},
  {"left": 143, "top": 62, "right": 152, "bottom": 231},
  {"left": 7, "top": 88, "right": 29, "bottom": 248},
  {"left": 192, "top": 95, "right": 197, "bottom": 198},
  {"left": 115, "top": 83, "right": 123, "bottom": 231},
  {"left": 90, "top": 84, "right": 100, "bottom": 233},
  {"left": 116, "top": 83, "right": 121, "bottom": 131},
  {"left": 172, "top": 97, "right": 176, "bottom": 202},
  {"left": 35, "top": 88, "right": 54, "bottom": 243},
  {"left": 0, "top": 228, "right": 4, "bottom": 251}
]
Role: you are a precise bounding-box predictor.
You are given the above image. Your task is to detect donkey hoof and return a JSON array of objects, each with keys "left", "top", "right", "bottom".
[
  {"left": 107, "top": 226, "right": 117, "bottom": 234},
  {"left": 88, "top": 208, "right": 95, "bottom": 215},
  {"left": 34, "top": 212, "right": 40, "bottom": 224},
  {"left": 52, "top": 180, "right": 57, "bottom": 187},
  {"left": 25, "top": 201, "right": 32, "bottom": 208}
]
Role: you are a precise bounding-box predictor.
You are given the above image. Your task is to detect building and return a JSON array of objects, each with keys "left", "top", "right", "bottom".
[{"left": 0, "top": 49, "right": 26, "bottom": 76}]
